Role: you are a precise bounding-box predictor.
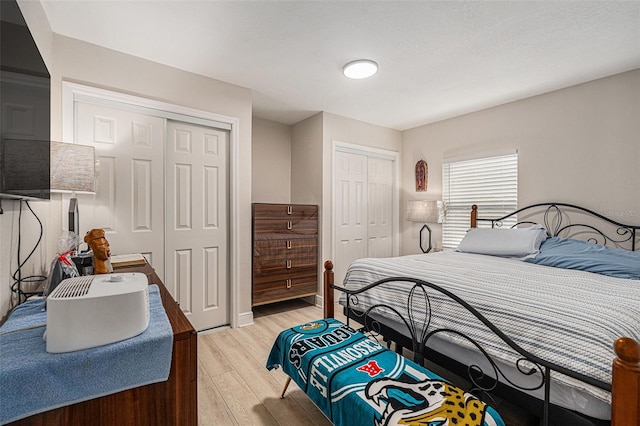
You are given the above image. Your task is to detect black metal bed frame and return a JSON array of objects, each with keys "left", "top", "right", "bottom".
[
  {"left": 335, "top": 278, "right": 611, "bottom": 426},
  {"left": 473, "top": 202, "right": 639, "bottom": 251},
  {"left": 336, "top": 203, "right": 639, "bottom": 426}
]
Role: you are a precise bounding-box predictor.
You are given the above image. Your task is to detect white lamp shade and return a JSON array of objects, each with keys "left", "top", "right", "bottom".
[
  {"left": 50, "top": 142, "right": 96, "bottom": 193},
  {"left": 406, "top": 200, "right": 444, "bottom": 223}
]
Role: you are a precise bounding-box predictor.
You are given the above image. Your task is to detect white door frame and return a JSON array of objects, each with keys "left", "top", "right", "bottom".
[
  {"left": 62, "top": 81, "right": 242, "bottom": 328},
  {"left": 331, "top": 140, "right": 400, "bottom": 263}
]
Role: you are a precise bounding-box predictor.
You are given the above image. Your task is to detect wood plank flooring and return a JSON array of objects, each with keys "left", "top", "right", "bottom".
[
  {"left": 198, "top": 299, "right": 334, "bottom": 425},
  {"left": 197, "top": 299, "right": 536, "bottom": 426}
]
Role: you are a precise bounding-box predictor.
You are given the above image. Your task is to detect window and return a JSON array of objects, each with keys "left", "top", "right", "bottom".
[{"left": 442, "top": 153, "right": 518, "bottom": 248}]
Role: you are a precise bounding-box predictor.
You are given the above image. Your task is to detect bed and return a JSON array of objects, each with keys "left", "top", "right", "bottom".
[{"left": 323, "top": 203, "right": 640, "bottom": 426}]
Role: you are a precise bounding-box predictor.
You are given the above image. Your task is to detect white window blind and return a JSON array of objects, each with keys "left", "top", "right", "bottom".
[{"left": 442, "top": 153, "right": 518, "bottom": 248}]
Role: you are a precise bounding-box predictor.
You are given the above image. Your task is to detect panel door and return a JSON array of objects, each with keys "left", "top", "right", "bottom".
[
  {"left": 74, "top": 102, "right": 165, "bottom": 276},
  {"left": 367, "top": 157, "right": 394, "bottom": 258},
  {"left": 165, "top": 121, "right": 229, "bottom": 331},
  {"left": 334, "top": 151, "right": 368, "bottom": 287}
]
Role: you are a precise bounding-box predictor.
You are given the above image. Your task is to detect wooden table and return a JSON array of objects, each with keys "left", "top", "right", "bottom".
[{"left": 9, "top": 264, "right": 197, "bottom": 426}]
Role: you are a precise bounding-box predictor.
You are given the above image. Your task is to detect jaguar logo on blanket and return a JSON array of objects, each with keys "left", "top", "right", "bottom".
[
  {"left": 365, "top": 377, "right": 486, "bottom": 426},
  {"left": 300, "top": 322, "right": 323, "bottom": 331}
]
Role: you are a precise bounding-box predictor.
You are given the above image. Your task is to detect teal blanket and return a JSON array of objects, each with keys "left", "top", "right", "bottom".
[{"left": 267, "top": 318, "right": 505, "bottom": 426}]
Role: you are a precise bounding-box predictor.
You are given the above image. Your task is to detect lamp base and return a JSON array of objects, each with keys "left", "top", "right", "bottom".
[
  {"left": 69, "top": 197, "right": 79, "bottom": 253},
  {"left": 419, "top": 224, "right": 432, "bottom": 253}
]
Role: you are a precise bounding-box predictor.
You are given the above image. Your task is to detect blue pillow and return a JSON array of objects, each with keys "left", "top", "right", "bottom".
[{"left": 525, "top": 237, "right": 640, "bottom": 280}]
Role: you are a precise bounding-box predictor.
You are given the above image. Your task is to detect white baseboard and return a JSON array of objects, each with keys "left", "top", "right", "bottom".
[
  {"left": 315, "top": 294, "right": 323, "bottom": 309},
  {"left": 237, "top": 311, "right": 254, "bottom": 327}
]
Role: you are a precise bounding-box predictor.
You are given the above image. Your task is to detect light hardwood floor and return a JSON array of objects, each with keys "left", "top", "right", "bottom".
[
  {"left": 197, "top": 299, "right": 536, "bottom": 426},
  {"left": 197, "top": 299, "right": 335, "bottom": 426}
]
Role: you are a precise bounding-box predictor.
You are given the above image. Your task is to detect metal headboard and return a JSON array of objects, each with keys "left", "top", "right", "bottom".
[{"left": 471, "top": 203, "right": 639, "bottom": 251}]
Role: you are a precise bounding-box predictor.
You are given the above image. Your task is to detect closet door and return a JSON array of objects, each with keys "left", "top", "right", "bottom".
[
  {"left": 334, "top": 151, "right": 368, "bottom": 287},
  {"left": 74, "top": 102, "right": 165, "bottom": 275},
  {"left": 68, "top": 86, "right": 233, "bottom": 332},
  {"left": 334, "top": 149, "right": 395, "bottom": 286},
  {"left": 367, "top": 157, "right": 393, "bottom": 258},
  {"left": 165, "top": 121, "right": 229, "bottom": 331}
]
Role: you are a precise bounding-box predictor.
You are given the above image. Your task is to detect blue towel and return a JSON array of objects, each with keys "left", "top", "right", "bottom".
[{"left": 0, "top": 285, "right": 173, "bottom": 424}]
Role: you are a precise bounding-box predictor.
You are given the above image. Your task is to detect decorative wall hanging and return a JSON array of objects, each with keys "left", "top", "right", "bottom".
[{"left": 415, "top": 159, "right": 428, "bottom": 192}]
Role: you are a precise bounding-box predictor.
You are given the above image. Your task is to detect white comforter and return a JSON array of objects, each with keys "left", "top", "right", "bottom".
[{"left": 340, "top": 251, "right": 640, "bottom": 405}]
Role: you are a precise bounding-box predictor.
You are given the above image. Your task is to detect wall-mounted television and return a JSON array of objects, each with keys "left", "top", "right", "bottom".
[{"left": 0, "top": 0, "right": 51, "bottom": 201}]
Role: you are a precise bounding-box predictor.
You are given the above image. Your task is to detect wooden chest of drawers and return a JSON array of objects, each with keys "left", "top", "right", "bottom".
[{"left": 252, "top": 203, "right": 319, "bottom": 306}]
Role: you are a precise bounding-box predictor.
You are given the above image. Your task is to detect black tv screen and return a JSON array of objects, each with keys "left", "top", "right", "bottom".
[
  {"left": 0, "top": 139, "right": 50, "bottom": 200},
  {"left": 0, "top": 0, "right": 51, "bottom": 201}
]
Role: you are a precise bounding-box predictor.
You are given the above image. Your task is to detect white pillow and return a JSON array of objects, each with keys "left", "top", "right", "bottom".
[{"left": 456, "top": 225, "right": 547, "bottom": 259}]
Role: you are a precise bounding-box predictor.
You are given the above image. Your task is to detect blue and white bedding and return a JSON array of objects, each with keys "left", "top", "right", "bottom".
[
  {"left": 266, "top": 318, "right": 505, "bottom": 426},
  {"left": 525, "top": 236, "right": 640, "bottom": 280},
  {"left": 339, "top": 251, "right": 640, "bottom": 418}
]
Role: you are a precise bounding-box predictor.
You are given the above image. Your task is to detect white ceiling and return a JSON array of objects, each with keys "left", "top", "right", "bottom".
[{"left": 40, "top": 1, "right": 640, "bottom": 131}]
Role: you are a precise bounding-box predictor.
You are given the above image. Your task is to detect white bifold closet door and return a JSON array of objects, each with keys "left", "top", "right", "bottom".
[
  {"left": 74, "top": 102, "right": 229, "bottom": 331},
  {"left": 334, "top": 150, "right": 394, "bottom": 286},
  {"left": 165, "top": 121, "right": 229, "bottom": 331},
  {"left": 366, "top": 157, "right": 394, "bottom": 258},
  {"left": 74, "top": 102, "right": 165, "bottom": 276}
]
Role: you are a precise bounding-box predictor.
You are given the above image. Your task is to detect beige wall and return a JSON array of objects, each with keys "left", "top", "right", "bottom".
[
  {"left": 15, "top": 0, "right": 53, "bottom": 66},
  {"left": 251, "top": 118, "right": 291, "bottom": 203},
  {"left": 323, "top": 113, "right": 403, "bottom": 153},
  {"left": 1, "top": 2, "right": 255, "bottom": 320},
  {"left": 291, "top": 113, "right": 324, "bottom": 206},
  {"left": 401, "top": 69, "right": 640, "bottom": 255}
]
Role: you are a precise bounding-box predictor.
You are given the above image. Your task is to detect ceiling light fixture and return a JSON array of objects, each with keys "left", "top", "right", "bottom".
[{"left": 343, "top": 59, "right": 378, "bottom": 79}]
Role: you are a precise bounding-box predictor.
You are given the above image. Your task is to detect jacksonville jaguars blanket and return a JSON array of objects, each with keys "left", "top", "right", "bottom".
[{"left": 266, "top": 318, "right": 505, "bottom": 426}]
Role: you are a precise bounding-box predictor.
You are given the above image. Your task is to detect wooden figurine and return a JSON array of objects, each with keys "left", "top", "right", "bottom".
[{"left": 84, "top": 228, "right": 112, "bottom": 274}]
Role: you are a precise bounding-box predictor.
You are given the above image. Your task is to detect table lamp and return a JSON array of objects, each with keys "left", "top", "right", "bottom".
[
  {"left": 406, "top": 200, "right": 444, "bottom": 253},
  {"left": 50, "top": 142, "right": 96, "bottom": 249}
]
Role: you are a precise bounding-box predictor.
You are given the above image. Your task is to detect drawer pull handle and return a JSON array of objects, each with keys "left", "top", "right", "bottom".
[
  {"left": 286, "top": 279, "right": 292, "bottom": 289},
  {"left": 286, "top": 259, "right": 292, "bottom": 269},
  {"left": 286, "top": 240, "right": 292, "bottom": 249},
  {"left": 287, "top": 205, "right": 292, "bottom": 215},
  {"left": 287, "top": 221, "right": 292, "bottom": 230}
]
